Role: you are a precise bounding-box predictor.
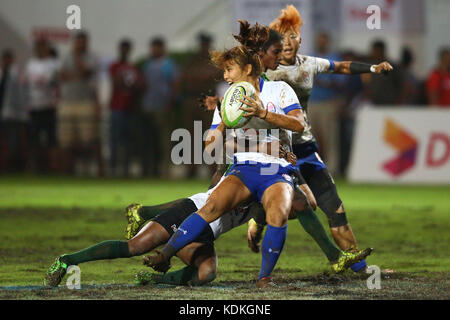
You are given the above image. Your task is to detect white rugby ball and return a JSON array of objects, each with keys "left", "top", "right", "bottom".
[{"left": 221, "top": 81, "right": 256, "bottom": 128}]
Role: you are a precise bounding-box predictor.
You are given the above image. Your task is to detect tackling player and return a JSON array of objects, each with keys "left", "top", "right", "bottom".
[
  {"left": 250, "top": 5, "right": 392, "bottom": 272},
  {"left": 143, "top": 21, "right": 371, "bottom": 287}
]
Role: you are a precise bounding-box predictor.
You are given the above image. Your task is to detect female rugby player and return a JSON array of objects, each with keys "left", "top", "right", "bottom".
[
  {"left": 44, "top": 189, "right": 277, "bottom": 287},
  {"left": 256, "top": 5, "right": 392, "bottom": 272},
  {"left": 144, "top": 20, "right": 369, "bottom": 288},
  {"left": 44, "top": 150, "right": 305, "bottom": 287}
]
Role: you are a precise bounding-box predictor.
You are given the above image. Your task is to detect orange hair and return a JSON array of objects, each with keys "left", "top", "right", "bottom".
[{"left": 269, "top": 5, "right": 303, "bottom": 35}]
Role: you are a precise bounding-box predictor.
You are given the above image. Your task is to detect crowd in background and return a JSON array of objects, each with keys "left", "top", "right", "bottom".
[{"left": 0, "top": 30, "right": 449, "bottom": 178}]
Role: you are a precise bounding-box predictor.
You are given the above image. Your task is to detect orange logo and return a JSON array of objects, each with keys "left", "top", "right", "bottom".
[{"left": 382, "top": 118, "right": 418, "bottom": 176}]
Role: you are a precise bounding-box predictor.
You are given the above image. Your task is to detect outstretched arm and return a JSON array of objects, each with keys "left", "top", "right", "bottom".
[{"left": 333, "top": 61, "right": 393, "bottom": 75}]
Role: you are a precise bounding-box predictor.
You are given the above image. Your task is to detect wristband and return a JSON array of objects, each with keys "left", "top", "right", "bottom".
[
  {"left": 370, "top": 65, "right": 376, "bottom": 73},
  {"left": 349, "top": 62, "right": 373, "bottom": 74},
  {"left": 262, "top": 108, "right": 268, "bottom": 120}
]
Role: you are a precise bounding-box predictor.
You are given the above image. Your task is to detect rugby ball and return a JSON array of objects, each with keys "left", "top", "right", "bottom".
[{"left": 221, "top": 81, "right": 256, "bottom": 128}]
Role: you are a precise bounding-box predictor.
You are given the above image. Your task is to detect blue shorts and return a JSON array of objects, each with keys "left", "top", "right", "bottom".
[
  {"left": 227, "top": 162, "right": 297, "bottom": 202},
  {"left": 293, "top": 142, "right": 327, "bottom": 172}
]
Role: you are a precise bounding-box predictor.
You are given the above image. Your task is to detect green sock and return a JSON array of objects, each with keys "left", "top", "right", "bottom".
[
  {"left": 296, "top": 207, "right": 340, "bottom": 262},
  {"left": 61, "top": 240, "right": 131, "bottom": 265},
  {"left": 139, "top": 199, "right": 184, "bottom": 221},
  {"left": 154, "top": 266, "right": 200, "bottom": 286}
]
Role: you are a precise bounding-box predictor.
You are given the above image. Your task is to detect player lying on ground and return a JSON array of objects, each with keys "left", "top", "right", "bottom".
[
  {"left": 44, "top": 151, "right": 365, "bottom": 287},
  {"left": 142, "top": 21, "right": 371, "bottom": 288},
  {"left": 44, "top": 189, "right": 254, "bottom": 287},
  {"left": 198, "top": 24, "right": 374, "bottom": 272},
  {"left": 260, "top": 5, "right": 393, "bottom": 273}
]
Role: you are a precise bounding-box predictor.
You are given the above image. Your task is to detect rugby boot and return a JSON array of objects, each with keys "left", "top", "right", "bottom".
[
  {"left": 44, "top": 255, "right": 69, "bottom": 287},
  {"left": 125, "top": 203, "right": 143, "bottom": 240},
  {"left": 331, "top": 247, "right": 373, "bottom": 273}
]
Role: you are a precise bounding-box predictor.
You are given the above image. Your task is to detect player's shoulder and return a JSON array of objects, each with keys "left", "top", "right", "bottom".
[{"left": 264, "top": 78, "right": 290, "bottom": 88}]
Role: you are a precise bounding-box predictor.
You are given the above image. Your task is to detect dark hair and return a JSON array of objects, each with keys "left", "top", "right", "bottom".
[
  {"left": 2, "top": 48, "right": 13, "bottom": 59},
  {"left": 119, "top": 38, "right": 132, "bottom": 49},
  {"left": 439, "top": 47, "right": 450, "bottom": 60},
  {"left": 75, "top": 31, "right": 89, "bottom": 40},
  {"left": 210, "top": 20, "right": 269, "bottom": 77},
  {"left": 198, "top": 32, "right": 212, "bottom": 44},
  {"left": 401, "top": 47, "right": 413, "bottom": 68},
  {"left": 150, "top": 37, "right": 165, "bottom": 47},
  {"left": 372, "top": 39, "right": 386, "bottom": 51},
  {"left": 262, "top": 29, "right": 282, "bottom": 52}
]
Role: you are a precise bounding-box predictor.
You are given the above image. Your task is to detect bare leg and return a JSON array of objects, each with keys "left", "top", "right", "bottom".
[
  {"left": 128, "top": 221, "right": 170, "bottom": 255},
  {"left": 176, "top": 242, "right": 218, "bottom": 285},
  {"left": 330, "top": 204, "right": 358, "bottom": 251}
]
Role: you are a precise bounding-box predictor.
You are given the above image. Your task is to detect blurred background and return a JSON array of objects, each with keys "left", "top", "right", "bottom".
[{"left": 0, "top": 0, "right": 449, "bottom": 184}]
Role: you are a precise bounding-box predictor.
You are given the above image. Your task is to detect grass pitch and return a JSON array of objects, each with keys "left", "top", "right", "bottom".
[{"left": 0, "top": 176, "right": 449, "bottom": 300}]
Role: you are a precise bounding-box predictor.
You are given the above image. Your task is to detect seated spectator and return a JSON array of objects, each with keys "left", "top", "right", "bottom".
[
  {"left": 426, "top": 47, "right": 450, "bottom": 107},
  {"left": 24, "top": 38, "right": 59, "bottom": 173}
]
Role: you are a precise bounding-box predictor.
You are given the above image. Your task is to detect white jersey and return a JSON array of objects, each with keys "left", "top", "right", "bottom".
[
  {"left": 266, "top": 54, "right": 333, "bottom": 145},
  {"left": 210, "top": 77, "right": 301, "bottom": 163},
  {"left": 188, "top": 176, "right": 254, "bottom": 239},
  {"left": 24, "top": 57, "right": 59, "bottom": 110}
]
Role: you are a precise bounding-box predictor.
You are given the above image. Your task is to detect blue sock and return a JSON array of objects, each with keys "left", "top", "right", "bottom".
[
  {"left": 350, "top": 259, "right": 367, "bottom": 272},
  {"left": 167, "top": 213, "right": 208, "bottom": 252},
  {"left": 259, "top": 224, "right": 287, "bottom": 279}
]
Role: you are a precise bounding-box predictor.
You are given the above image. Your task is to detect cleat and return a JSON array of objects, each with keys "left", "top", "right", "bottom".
[
  {"left": 331, "top": 247, "right": 373, "bottom": 274},
  {"left": 135, "top": 270, "right": 159, "bottom": 285},
  {"left": 256, "top": 277, "right": 277, "bottom": 289},
  {"left": 125, "top": 203, "right": 143, "bottom": 240},
  {"left": 44, "top": 256, "right": 69, "bottom": 287},
  {"left": 247, "top": 219, "right": 265, "bottom": 253},
  {"left": 143, "top": 250, "right": 171, "bottom": 273}
]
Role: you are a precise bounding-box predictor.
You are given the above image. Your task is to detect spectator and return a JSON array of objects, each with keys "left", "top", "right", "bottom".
[
  {"left": 426, "top": 47, "right": 450, "bottom": 107},
  {"left": 108, "top": 39, "right": 142, "bottom": 177},
  {"left": 308, "top": 32, "right": 343, "bottom": 175},
  {"left": 182, "top": 32, "right": 221, "bottom": 177},
  {"left": 366, "top": 40, "right": 405, "bottom": 105},
  {"left": 0, "top": 49, "right": 28, "bottom": 172},
  {"left": 24, "top": 38, "right": 59, "bottom": 173},
  {"left": 57, "top": 31, "right": 104, "bottom": 176},
  {"left": 337, "top": 51, "right": 364, "bottom": 176},
  {"left": 399, "top": 47, "right": 421, "bottom": 106},
  {"left": 138, "top": 37, "right": 180, "bottom": 177}
]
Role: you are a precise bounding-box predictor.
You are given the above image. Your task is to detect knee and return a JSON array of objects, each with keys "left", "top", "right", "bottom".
[
  {"left": 197, "top": 261, "right": 217, "bottom": 284},
  {"left": 198, "top": 199, "right": 223, "bottom": 221},
  {"left": 265, "top": 204, "right": 289, "bottom": 227}
]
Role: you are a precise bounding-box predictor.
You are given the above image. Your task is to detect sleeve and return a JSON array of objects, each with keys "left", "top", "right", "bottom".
[
  {"left": 109, "top": 62, "right": 116, "bottom": 77},
  {"left": 210, "top": 107, "right": 221, "bottom": 130},
  {"left": 312, "top": 56, "right": 334, "bottom": 74},
  {"left": 426, "top": 71, "right": 440, "bottom": 93},
  {"left": 280, "top": 82, "right": 302, "bottom": 114}
]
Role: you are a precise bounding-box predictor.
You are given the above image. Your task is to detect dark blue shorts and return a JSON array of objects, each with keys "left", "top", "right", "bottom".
[
  {"left": 227, "top": 162, "right": 297, "bottom": 202},
  {"left": 293, "top": 142, "right": 327, "bottom": 173}
]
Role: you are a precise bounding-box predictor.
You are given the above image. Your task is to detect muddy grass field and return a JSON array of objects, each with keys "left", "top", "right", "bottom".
[{"left": 0, "top": 177, "right": 449, "bottom": 300}]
